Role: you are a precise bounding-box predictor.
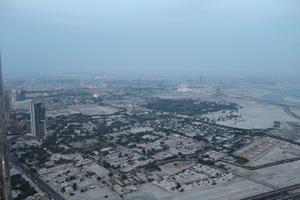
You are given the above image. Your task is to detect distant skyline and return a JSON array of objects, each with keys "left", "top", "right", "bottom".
[{"left": 0, "top": 0, "right": 299, "bottom": 77}]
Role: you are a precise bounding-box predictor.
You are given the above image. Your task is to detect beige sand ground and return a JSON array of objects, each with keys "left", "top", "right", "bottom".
[{"left": 213, "top": 99, "right": 299, "bottom": 129}]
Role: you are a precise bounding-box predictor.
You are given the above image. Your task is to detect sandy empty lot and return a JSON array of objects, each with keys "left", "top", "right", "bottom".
[
  {"left": 212, "top": 100, "right": 299, "bottom": 129},
  {"left": 125, "top": 179, "right": 271, "bottom": 200}
]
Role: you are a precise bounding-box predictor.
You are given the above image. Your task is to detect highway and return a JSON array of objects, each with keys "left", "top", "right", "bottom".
[
  {"left": 281, "top": 105, "right": 300, "bottom": 120},
  {"left": 9, "top": 133, "right": 65, "bottom": 200},
  {"left": 222, "top": 156, "right": 300, "bottom": 171},
  {"left": 232, "top": 172, "right": 278, "bottom": 190},
  {"left": 241, "top": 183, "right": 300, "bottom": 200},
  {"left": 10, "top": 156, "right": 65, "bottom": 200},
  {"left": 278, "top": 193, "right": 300, "bottom": 200}
]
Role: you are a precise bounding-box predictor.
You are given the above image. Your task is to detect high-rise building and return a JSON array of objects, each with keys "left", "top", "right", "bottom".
[
  {"left": 0, "top": 53, "right": 12, "bottom": 200},
  {"left": 16, "top": 89, "right": 26, "bottom": 101},
  {"left": 10, "top": 90, "right": 17, "bottom": 103},
  {"left": 11, "top": 89, "right": 26, "bottom": 102},
  {"left": 30, "top": 102, "right": 46, "bottom": 138}
]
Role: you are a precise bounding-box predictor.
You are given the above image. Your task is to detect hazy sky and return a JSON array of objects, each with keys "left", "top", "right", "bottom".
[{"left": 0, "top": 0, "right": 299, "bottom": 77}]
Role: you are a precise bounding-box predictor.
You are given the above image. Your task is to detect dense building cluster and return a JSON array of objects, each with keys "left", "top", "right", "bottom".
[{"left": 2, "top": 72, "right": 300, "bottom": 200}]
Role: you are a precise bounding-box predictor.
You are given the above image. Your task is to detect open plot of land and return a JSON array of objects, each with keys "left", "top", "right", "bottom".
[
  {"left": 215, "top": 100, "right": 299, "bottom": 129},
  {"left": 159, "top": 161, "right": 194, "bottom": 176},
  {"left": 291, "top": 108, "right": 300, "bottom": 117},
  {"left": 68, "top": 104, "right": 119, "bottom": 115},
  {"left": 250, "top": 142, "right": 300, "bottom": 166},
  {"left": 47, "top": 104, "right": 120, "bottom": 117},
  {"left": 251, "top": 160, "right": 300, "bottom": 188},
  {"left": 235, "top": 137, "right": 280, "bottom": 161},
  {"left": 125, "top": 180, "right": 271, "bottom": 200},
  {"left": 226, "top": 88, "right": 272, "bottom": 99},
  {"left": 70, "top": 185, "right": 121, "bottom": 200},
  {"left": 268, "top": 122, "right": 300, "bottom": 142}
]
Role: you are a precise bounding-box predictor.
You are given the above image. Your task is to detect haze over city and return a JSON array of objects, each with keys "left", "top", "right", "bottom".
[
  {"left": 1, "top": 1, "right": 300, "bottom": 200},
  {"left": 0, "top": 0, "right": 300, "bottom": 77}
]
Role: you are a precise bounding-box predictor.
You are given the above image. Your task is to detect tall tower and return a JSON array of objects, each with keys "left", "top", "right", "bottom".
[
  {"left": 30, "top": 102, "right": 46, "bottom": 139},
  {"left": 0, "top": 53, "right": 12, "bottom": 200},
  {"left": 16, "top": 89, "right": 26, "bottom": 101},
  {"left": 11, "top": 89, "right": 26, "bottom": 102},
  {"left": 10, "top": 90, "right": 17, "bottom": 103}
]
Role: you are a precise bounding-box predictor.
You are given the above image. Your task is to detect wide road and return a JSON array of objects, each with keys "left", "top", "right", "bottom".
[
  {"left": 281, "top": 105, "right": 300, "bottom": 120},
  {"left": 10, "top": 156, "right": 65, "bottom": 200},
  {"left": 232, "top": 172, "right": 278, "bottom": 190},
  {"left": 241, "top": 183, "right": 300, "bottom": 200},
  {"left": 9, "top": 133, "right": 65, "bottom": 200}
]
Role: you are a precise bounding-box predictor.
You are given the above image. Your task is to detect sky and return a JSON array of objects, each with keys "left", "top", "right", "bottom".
[{"left": 0, "top": 0, "right": 299, "bottom": 77}]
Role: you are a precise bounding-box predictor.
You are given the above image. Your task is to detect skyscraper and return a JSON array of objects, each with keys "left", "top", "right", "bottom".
[
  {"left": 0, "top": 53, "right": 12, "bottom": 200},
  {"left": 30, "top": 102, "right": 46, "bottom": 138},
  {"left": 11, "top": 89, "right": 26, "bottom": 102},
  {"left": 16, "top": 89, "right": 26, "bottom": 101},
  {"left": 10, "top": 90, "right": 17, "bottom": 103}
]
